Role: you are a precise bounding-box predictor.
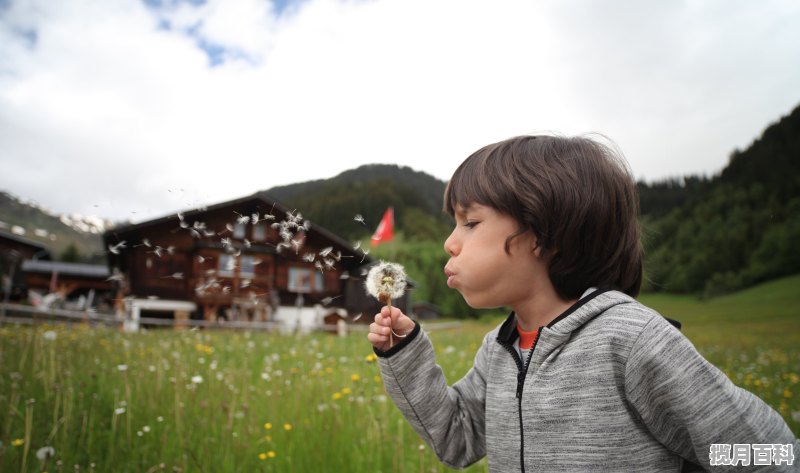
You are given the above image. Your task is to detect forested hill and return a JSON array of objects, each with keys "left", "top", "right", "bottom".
[
  {"left": 641, "top": 103, "right": 800, "bottom": 295},
  {"left": 265, "top": 164, "right": 450, "bottom": 241}
]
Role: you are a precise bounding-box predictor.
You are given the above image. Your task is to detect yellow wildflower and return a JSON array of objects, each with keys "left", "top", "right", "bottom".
[
  {"left": 283, "top": 423, "right": 292, "bottom": 431},
  {"left": 333, "top": 392, "right": 342, "bottom": 400},
  {"left": 351, "top": 374, "right": 361, "bottom": 382},
  {"left": 342, "top": 387, "right": 352, "bottom": 395},
  {"left": 784, "top": 389, "right": 792, "bottom": 398},
  {"left": 264, "top": 422, "right": 272, "bottom": 430},
  {"left": 258, "top": 453, "right": 268, "bottom": 460},
  {"left": 268, "top": 451, "right": 276, "bottom": 458},
  {"left": 365, "top": 354, "right": 377, "bottom": 363},
  {"left": 12, "top": 438, "right": 24, "bottom": 447}
]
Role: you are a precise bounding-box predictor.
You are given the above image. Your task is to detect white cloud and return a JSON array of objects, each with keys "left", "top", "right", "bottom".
[{"left": 1, "top": 0, "right": 799, "bottom": 222}]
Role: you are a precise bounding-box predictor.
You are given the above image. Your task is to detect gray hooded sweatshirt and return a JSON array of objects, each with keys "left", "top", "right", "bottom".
[{"left": 376, "top": 289, "right": 799, "bottom": 472}]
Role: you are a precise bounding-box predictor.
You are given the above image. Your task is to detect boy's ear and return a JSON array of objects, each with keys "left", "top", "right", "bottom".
[{"left": 531, "top": 237, "right": 542, "bottom": 257}]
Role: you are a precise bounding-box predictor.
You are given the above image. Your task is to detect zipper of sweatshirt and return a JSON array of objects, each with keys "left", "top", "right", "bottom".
[{"left": 500, "top": 326, "right": 543, "bottom": 473}]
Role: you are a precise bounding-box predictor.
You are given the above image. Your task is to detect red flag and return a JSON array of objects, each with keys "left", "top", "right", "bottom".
[{"left": 371, "top": 207, "right": 394, "bottom": 247}]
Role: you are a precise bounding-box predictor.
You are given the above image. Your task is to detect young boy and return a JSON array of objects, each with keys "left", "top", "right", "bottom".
[{"left": 367, "top": 135, "right": 798, "bottom": 472}]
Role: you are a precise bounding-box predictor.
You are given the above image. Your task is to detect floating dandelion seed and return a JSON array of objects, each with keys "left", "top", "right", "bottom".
[
  {"left": 352, "top": 312, "right": 363, "bottom": 321},
  {"left": 133, "top": 238, "right": 151, "bottom": 248},
  {"left": 162, "top": 273, "right": 184, "bottom": 280},
  {"left": 108, "top": 241, "right": 127, "bottom": 255},
  {"left": 321, "top": 295, "right": 341, "bottom": 306},
  {"left": 196, "top": 256, "right": 205, "bottom": 263},
  {"left": 251, "top": 212, "right": 260, "bottom": 224},
  {"left": 314, "top": 261, "right": 324, "bottom": 273},
  {"left": 319, "top": 247, "right": 333, "bottom": 258},
  {"left": 291, "top": 238, "right": 303, "bottom": 253},
  {"left": 302, "top": 253, "right": 315, "bottom": 263},
  {"left": 360, "top": 249, "right": 370, "bottom": 264},
  {"left": 365, "top": 261, "right": 407, "bottom": 345},
  {"left": 354, "top": 214, "right": 366, "bottom": 226},
  {"left": 106, "top": 272, "right": 124, "bottom": 282}
]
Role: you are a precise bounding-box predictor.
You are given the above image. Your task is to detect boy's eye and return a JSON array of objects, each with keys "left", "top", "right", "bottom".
[{"left": 464, "top": 221, "right": 479, "bottom": 229}]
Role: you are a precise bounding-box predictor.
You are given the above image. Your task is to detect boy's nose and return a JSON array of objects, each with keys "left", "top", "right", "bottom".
[{"left": 444, "top": 232, "right": 458, "bottom": 256}]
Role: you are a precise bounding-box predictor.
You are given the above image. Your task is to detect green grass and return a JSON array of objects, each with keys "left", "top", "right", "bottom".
[{"left": 0, "top": 275, "right": 798, "bottom": 472}]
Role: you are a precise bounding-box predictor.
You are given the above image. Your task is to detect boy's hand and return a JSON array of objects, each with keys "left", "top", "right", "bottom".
[{"left": 367, "top": 306, "right": 415, "bottom": 352}]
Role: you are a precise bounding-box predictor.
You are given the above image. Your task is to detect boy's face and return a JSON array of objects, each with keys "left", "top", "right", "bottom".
[{"left": 444, "top": 203, "right": 546, "bottom": 310}]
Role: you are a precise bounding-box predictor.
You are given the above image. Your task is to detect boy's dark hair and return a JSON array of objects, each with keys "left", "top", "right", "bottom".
[{"left": 444, "top": 135, "right": 643, "bottom": 299}]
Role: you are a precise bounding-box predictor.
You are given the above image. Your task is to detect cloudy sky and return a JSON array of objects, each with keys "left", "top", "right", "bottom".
[{"left": 1, "top": 0, "right": 799, "bottom": 223}]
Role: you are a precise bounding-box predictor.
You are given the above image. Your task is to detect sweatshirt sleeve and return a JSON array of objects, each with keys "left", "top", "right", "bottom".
[
  {"left": 376, "top": 325, "right": 489, "bottom": 469},
  {"left": 625, "top": 315, "right": 799, "bottom": 472}
]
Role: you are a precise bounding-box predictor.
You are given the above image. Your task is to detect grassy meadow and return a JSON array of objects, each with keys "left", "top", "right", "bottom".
[{"left": 1, "top": 275, "right": 799, "bottom": 472}]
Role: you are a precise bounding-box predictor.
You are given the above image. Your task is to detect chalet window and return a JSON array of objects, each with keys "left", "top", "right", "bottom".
[
  {"left": 240, "top": 256, "right": 256, "bottom": 277},
  {"left": 288, "top": 267, "right": 323, "bottom": 293},
  {"left": 218, "top": 254, "right": 256, "bottom": 277},
  {"left": 219, "top": 254, "right": 236, "bottom": 277},
  {"left": 233, "top": 223, "right": 246, "bottom": 239},
  {"left": 253, "top": 223, "right": 267, "bottom": 242}
]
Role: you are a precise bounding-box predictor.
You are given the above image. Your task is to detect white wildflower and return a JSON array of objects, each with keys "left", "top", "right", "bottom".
[
  {"left": 191, "top": 375, "right": 203, "bottom": 384},
  {"left": 36, "top": 446, "right": 55, "bottom": 461},
  {"left": 43, "top": 330, "right": 57, "bottom": 341}
]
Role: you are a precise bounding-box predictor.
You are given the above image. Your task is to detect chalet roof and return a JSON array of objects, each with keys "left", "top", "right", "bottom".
[
  {"left": 103, "top": 191, "right": 371, "bottom": 267},
  {"left": 0, "top": 229, "right": 52, "bottom": 255},
  {"left": 22, "top": 259, "right": 110, "bottom": 278}
]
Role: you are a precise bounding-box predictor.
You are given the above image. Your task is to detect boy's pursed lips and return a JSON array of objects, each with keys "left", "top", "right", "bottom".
[{"left": 444, "top": 266, "right": 457, "bottom": 288}]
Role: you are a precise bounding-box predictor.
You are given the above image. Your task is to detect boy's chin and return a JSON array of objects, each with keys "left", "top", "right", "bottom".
[{"left": 461, "top": 293, "right": 500, "bottom": 310}]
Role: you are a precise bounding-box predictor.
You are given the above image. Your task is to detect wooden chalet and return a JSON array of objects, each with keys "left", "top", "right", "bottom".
[
  {"left": 103, "top": 192, "right": 409, "bottom": 327},
  {"left": 21, "top": 260, "right": 113, "bottom": 311},
  {"left": 0, "top": 230, "right": 52, "bottom": 302}
]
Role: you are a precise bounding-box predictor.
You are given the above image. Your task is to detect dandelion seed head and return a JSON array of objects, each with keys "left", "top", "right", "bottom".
[
  {"left": 36, "top": 446, "right": 55, "bottom": 461},
  {"left": 365, "top": 261, "right": 407, "bottom": 302}
]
